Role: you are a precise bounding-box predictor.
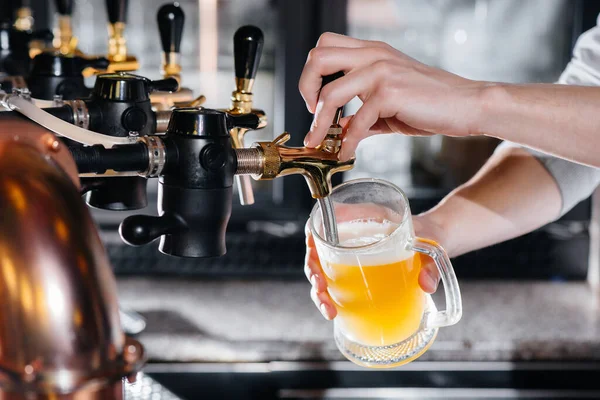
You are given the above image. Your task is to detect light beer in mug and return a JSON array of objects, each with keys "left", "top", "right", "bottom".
[{"left": 320, "top": 219, "right": 426, "bottom": 347}]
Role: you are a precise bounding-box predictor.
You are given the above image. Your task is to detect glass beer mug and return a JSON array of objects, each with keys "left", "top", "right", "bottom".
[{"left": 310, "top": 179, "right": 462, "bottom": 368}]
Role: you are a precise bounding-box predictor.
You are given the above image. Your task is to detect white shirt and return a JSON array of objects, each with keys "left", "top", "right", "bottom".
[{"left": 500, "top": 14, "right": 600, "bottom": 215}]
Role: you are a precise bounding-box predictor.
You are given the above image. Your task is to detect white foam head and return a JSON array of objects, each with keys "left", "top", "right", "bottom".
[{"left": 316, "top": 219, "right": 414, "bottom": 266}]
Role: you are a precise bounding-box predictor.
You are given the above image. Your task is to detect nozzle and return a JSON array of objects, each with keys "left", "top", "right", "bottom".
[{"left": 236, "top": 132, "right": 354, "bottom": 199}]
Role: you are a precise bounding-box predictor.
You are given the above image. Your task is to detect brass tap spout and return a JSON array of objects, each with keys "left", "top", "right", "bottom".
[
  {"left": 236, "top": 71, "right": 353, "bottom": 198},
  {"left": 237, "top": 132, "right": 355, "bottom": 199},
  {"left": 54, "top": 14, "right": 78, "bottom": 55}
]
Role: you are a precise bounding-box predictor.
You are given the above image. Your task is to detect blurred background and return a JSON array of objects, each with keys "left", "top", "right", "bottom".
[{"left": 6, "top": 0, "right": 600, "bottom": 398}]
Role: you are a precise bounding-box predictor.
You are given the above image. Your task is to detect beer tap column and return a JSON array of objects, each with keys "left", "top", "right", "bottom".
[
  {"left": 152, "top": 2, "right": 201, "bottom": 110},
  {"left": 53, "top": 0, "right": 77, "bottom": 55},
  {"left": 157, "top": 2, "right": 183, "bottom": 83},
  {"left": 105, "top": 0, "right": 139, "bottom": 72},
  {"left": 229, "top": 25, "right": 265, "bottom": 205},
  {"left": 119, "top": 108, "right": 260, "bottom": 258},
  {"left": 235, "top": 73, "right": 354, "bottom": 199},
  {"left": 80, "top": 73, "right": 178, "bottom": 210}
]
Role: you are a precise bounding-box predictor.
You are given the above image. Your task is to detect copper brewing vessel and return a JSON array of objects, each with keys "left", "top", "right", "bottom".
[{"left": 0, "top": 115, "right": 143, "bottom": 398}]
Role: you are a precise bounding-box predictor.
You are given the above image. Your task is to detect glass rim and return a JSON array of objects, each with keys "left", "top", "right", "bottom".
[{"left": 309, "top": 178, "right": 411, "bottom": 251}]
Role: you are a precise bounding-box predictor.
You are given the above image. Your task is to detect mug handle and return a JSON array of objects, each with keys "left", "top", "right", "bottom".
[{"left": 410, "top": 237, "right": 462, "bottom": 329}]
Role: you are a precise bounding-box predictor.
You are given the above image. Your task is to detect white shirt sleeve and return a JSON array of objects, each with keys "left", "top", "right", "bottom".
[{"left": 497, "top": 14, "right": 600, "bottom": 215}]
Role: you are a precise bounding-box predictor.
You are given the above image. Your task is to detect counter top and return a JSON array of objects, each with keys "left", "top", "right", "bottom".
[{"left": 116, "top": 279, "right": 600, "bottom": 363}]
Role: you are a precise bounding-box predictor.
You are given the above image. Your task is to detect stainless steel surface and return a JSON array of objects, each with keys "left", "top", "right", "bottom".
[
  {"left": 155, "top": 110, "right": 172, "bottom": 133},
  {"left": 317, "top": 197, "right": 338, "bottom": 244},
  {"left": 124, "top": 373, "right": 182, "bottom": 400},
  {"left": 140, "top": 361, "right": 600, "bottom": 399},
  {"left": 120, "top": 308, "right": 147, "bottom": 336},
  {"left": 235, "top": 175, "right": 256, "bottom": 205},
  {"left": 0, "top": 122, "right": 144, "bottom": 396},
  {"left": 65, "top": 99, "right": 90, "bottom": 129},
  {"left": 138, "top": 136, "right": 166, "bottom": 178},
  {"left": 278, "top": 388, "right": 600, "bottom": 399}
]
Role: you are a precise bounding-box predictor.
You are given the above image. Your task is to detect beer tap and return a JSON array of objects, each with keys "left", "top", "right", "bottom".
[
  {"left": 118, "top": 108, "right": 260, "bottom": 257},
  {"left": 53, "top": 0, "right": 79, "bottom": 55},
  {"left": 236, "top": 72, "right": 354, "bottom": 199},
  {"left": 78, "top": 72, "right": 178, "bottom": 210},
  {"left": 26, "top": 52, "right": 109, "bottom": 100},
  {"left": 0, "top": 19, "right": 52, "bottom": 79},
  {"left": 13, "top": 0, "right": 33, "bottom": 32},
  {"left": 105, "top": 0, "right": 139, "bottom": 73},
  {"left": 225, "top": 25, "right": 267, "bottom": 205},
  {"left": 151, "top": 2, "right": 201, "bottom": 110}
]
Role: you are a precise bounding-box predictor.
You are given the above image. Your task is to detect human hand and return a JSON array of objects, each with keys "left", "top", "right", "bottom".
[
  {"left": 305, "top": 212, "right": 446, "bottom": 321},
  {"left": 299, "top": 32, "right": 486, "bottom": 161}
]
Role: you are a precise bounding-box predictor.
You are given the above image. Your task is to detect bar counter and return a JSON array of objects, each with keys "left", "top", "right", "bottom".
[{"left": 116, "top": 279, "right": 600, "bottom": 363}]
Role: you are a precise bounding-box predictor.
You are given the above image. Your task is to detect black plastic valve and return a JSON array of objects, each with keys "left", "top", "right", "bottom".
[
  {"left": 0, "top": 21, "right": 52, "bottom": 76},
  {"left": 27, "top": 53, "right": 109, "bottom": 100},
  {"left": 106, "top": 0, "right": 128, "bottom": 24},
  {"left": 157, "top": 2, "right": 184, "bottom": 54},
  {"left": 234, "top": 25, "right": 263, "bottom": 81},
  {"left": 54, "top": 0, "right": 73, "bottom": 15},
  {"left": 83, "top": 72, "right": 174, "bottom": 211},
  {"left": 120, "top": 108, "right": 260, "bottom": 258},
  {"left": 91, "top": 73, "right": 178, "bottom": 102}
]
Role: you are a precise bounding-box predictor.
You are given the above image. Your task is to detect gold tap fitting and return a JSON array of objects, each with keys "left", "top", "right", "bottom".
[
  {"left": 53, "top": 15, "right": 78, "bottom": 55},
  {"left": 237, "top": 132, "right": 354, "bottom": 199},
  {"left": 14, "top": 7, "right": 33, "bottom": 31},
  {"left": 162, "top": 51, "right": 182, "bottom": 82},
  {"left": 103, "top": 22, "right": 139, "bottom": 72},
  {"left": 108, "top": 22, "right": 127, "bottom": 62}
]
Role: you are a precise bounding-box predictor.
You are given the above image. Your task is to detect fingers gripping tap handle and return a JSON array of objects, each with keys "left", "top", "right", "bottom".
[{"left": 320, "top": 72, "right": 344, "bottom": 126}]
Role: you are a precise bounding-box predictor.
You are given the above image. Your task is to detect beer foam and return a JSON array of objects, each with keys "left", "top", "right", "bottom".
[{"left": 321, "top": 219, "right": 414, "bottom": 266}]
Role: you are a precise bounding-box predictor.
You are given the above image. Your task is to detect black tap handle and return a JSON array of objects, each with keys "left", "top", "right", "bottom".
[
  {"left": 106, "top": 0, "right": 128, "bottom": 24},
  {"left": 83, "top": 56, "right": 110, "bottom": 71},
  {"left": 119, "top": 213, "right": 186, "bottom": 246},
  {"left": 320, "top": 72, "right": 345, "bottom": 121},
  {"left": 234, "top": 25, "right": 263, "bottom": 81},
  {"left": 157, "top": 2, "right": 184, "bottom": 54},
  {"left": 226, "top": 113, "right": 260, "bottom": 130},
  {"left": 31, "top": 29, "right": 53, "bottom": 41},
  {"left": 321, "top": 71, "right": 344, "bottom": 90},
  {"left": 54, "top": 0, "right": 73, "bottom": 15},
  {"left": 148, "top": 77, "right": 179, "bottom": 92}
]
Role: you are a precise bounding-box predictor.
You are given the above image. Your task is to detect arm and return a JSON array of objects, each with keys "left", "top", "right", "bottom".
[
  {"left": 475, "top": 83, "right": 600, "bottom": 168},
  {"left": 300, "top": 22, "right": 600, "bottom": 167},
  {"left": 418, "top": 146, "right": 562, "bottom": 258}
]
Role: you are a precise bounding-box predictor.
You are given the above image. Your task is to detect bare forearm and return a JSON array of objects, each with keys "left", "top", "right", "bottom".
[
  {"left": 419, "top": 147, "right": 562, "bottom": 258},
  {"left": 478, "top": 83, "right": 600, "bottom": 167}
]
